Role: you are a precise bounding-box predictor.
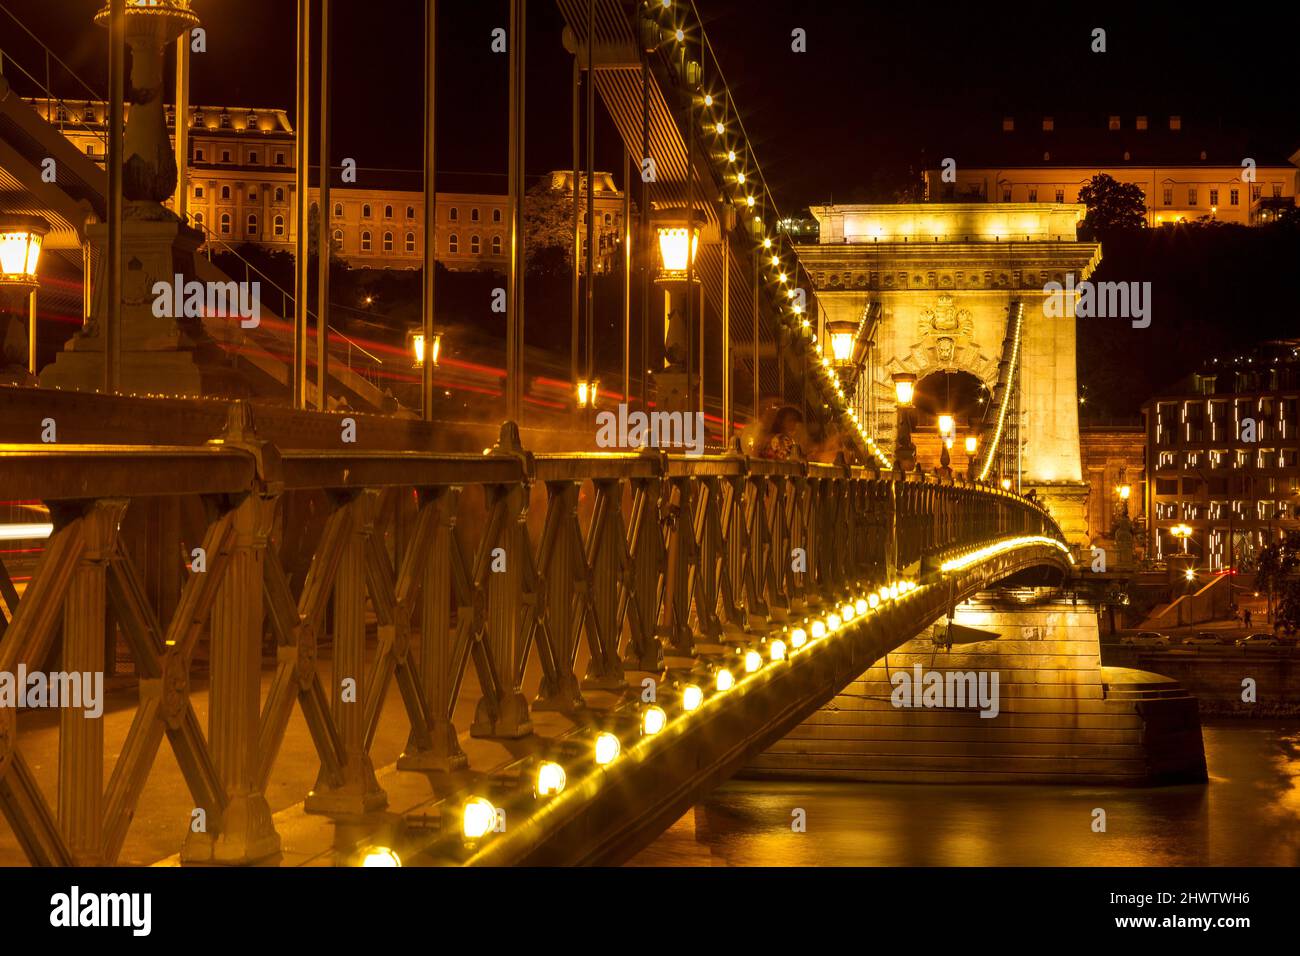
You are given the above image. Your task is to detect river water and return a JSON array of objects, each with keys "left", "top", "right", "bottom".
[{"left": 629, "top": 720, "right": 1300, "bottom": 866}]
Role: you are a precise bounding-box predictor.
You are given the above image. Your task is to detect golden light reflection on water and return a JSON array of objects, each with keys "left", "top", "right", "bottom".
[{"left": 628, "top": 721, "right": 1300, "bottom": 867}]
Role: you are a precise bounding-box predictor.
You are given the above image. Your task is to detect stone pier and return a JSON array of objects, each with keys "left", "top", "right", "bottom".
[{"left": 748, "top": 594, "right": 1207, "bottom": 785}]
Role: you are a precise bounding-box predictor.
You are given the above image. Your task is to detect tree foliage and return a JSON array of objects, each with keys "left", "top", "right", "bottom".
[{"left": 1077, "top": 173, "right": 1148, "bottom": 241}]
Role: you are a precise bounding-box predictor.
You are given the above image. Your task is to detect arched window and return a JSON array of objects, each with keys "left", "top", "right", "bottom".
[
  {"left": 246, "top": 213, "right": 258, "bottom": 235},
  {"left": 274, "top": 187, "right": 285, "bottom": 202},
  {"left": 448, "top": 233, "right": 458, "bottom": 253},
  {"left": 219, "top": 112, "right": 231, "bottom": 129},
  {"left": 406, "top": 206, "right": 415, "bottom": 220},
  {"left": 360, "top": 230, "right": 372, "bottom": 251},
  {"left": 220, "top": 185, "right": 231, "bottom": 200},
  {"left": 470, "top": 235, "right": 481, "bottom": 255},
  {"left": 492, "top": 208, "right": 502, "bottom": 223},
  {"left": 332, "top": 229, "right": 344, "bottom": 246},
  {"left": 193, "top": 212, "right": 204, "bottom": 227},
  {"left": 471, "top": 208, "right": 480, "bottom": 222},
  {"left": 449, "top": 207, "right": 459, "bottom": 222},
  {"left": 384, "top": 204, "right": 393, "bottom": 219},
  {"left": 405, "top": 232, "right": 415, "bottom": 253},
  {"left": 491, "top": 235, "right": 502, "bottom": 255},
  {"left": 220, "top": 213, "right": 231, "bottom": 235},
  {"left": 273, "top": 215, "right": 285, "bottom": 237},
  {"left": 383, "top": 231, "right": 393, "bottom": 252},
  {"left": 333, "top": 202, "right": 343, "bottom": 218},
  {"left": 248, "top": 190, "right": 257, "bottom": 202},
  {"left": 362, "top": 203, "right": 372, "bottom": 219},
  {"left": 604, "top": 213, "right": 612, "bottom": 225}
]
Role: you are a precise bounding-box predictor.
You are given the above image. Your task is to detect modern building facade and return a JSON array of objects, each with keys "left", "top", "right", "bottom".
[
  {"left": 923, "top": 114, "right": 1300, "bottom": 227},
  {"left": 1144, "top": 341, "right": 1300, "bottom": 571},
  {"left": 30, "top": 98, "right": 625, "bottom": 272}
]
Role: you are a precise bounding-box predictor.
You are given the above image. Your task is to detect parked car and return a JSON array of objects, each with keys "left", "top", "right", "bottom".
[
  {"left": 1237, "top": 633, "right": 1280, "bottom": 648},
  {"left": 1121, "top": 631, "right": 1170, "bottom": 646},
  {"left": 1181, "top": 632, "right": 1221, "bottom": 646}
]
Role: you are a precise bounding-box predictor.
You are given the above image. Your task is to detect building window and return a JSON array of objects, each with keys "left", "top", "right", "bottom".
[
  {"left": 83, "top": 106, "right": 95, "bottom": 122},
  {"left": 85, "top": 144, "right": 96, "bottom": 157},
  {"left": 333, "top": 202, "right": 343, "bottom": 217},
  {"left": 1108, "top": 115, "right": 1120, "bottom": 130},
  {"left": 360, "top": 230, "right": 372, "bottom": 252},
  {"left": 221, "top": 150, "right": 231, "bottom": 163},
  {"left": 246, "top": 214, "right": 258, "bottom": 235},
  {"left": 1001, "top": 188, "right": 1011, "bottom": 202},
  {"left": 332, "top": 229, "right": 343, "bottom": 246},
  {"left": 1028, "top": 188, "right": 1037, "bottom": 202},
  {"left": 220, "top": 112, "right": 231, "bottom": 129},
  {"left": 274, "top": 151, "right": 285, "bottom": 165},
  {"left": 220, "top": 185, "right": 231, "bottom": 200},
  {"left": 604, "top": 213, "right": 612, "bottom": 225},
  {"left": 274, "top": 187, "right": 285, "bottom": 203},
  {"left": 193, "top": 212, "right": 204, "bottom": 227},
  {"left": 1163, "top": 187, "right": 1173, "bottom": 205},
  {"left": 471, "top": 235, "right": 481, "bottom": 254},
  {"left": 273, "top": 215, "right": 285, "bottom": 237},
  {"left": 491, "top": 235, "right": 502, "bottom": 255},
  {"left": 448, "top": 233, "right": 458, "bottom": 253},
  {"left": 1001, "top": 117, "right": 1014, "bottom": 131},
  {"left": 1041, "top": 116, "right": 1053, "bottom": 132},
  {"left": 384, "top": 204, "right": 393, "bottom": 219},
  {"left": 1188, "top": 187, "right": 1197, "bottom": 205},
  {"left": 248, "top": 151, "right": 258, "bottom": 165},
  {"left": 449, "top": 207, "right": 459, "bottom": 222},
  {"left": 362, "top": 204, "right": 372, "bottom": 219},
  {"left": 1230, "top": 188, "right": 1239, "bottom": 206},
  {"left": 471, "top": 208, "right": 480, "bottom": 222},
  {"left": 406, "top": 205, "right": 415, "bottom": 219},
  {"left": 248, "top": 190, "right": 257, "bottom": 202},
  {"left": 1055, "top": 189, "right": 1064, "bottom": 203},
  {"left": 220, "top": 213, "right": 231, "bottom": 235},
  {"left": 405, "top": 231, "right": 415, "bottom": 253},
  {"left": 492, "top": 208, "right": 502, "bottom": 223},
  {"left": 1252, "top": 185, "right": 1262, "bottom": 201},
  {"left": 1209, "top": 188, "right": 1219, "bottom": 207},
  {"left": 194, "top": 147, "right": 205, "bottom": 162},
  {"left": 1136, "top": 115, "right": 1148, "bottom": 130},
  {"left": 1169, "top": 115, "right": 1181, "bottom": 130},
  {"left": 383, "top": 231, "right": 393, "bottom": 252},
  {"left": 194, "top": 185, "right": 204, "bottom": 199}
]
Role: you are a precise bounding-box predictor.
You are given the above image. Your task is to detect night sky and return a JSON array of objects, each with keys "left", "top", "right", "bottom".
[{"left": 8, "top": 1, "right": 1297, "bottom": 206}]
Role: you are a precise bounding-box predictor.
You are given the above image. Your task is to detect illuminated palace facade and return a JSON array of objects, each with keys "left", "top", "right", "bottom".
[
  {"left": 30, "top": 99, "right": 626, "bottom": 272},
  {"left": 1145, "top": 341, "right": 1300, "bottom": 571},
  {"left": 923, "top": 114, "right": 1300, "bottom": 227}
]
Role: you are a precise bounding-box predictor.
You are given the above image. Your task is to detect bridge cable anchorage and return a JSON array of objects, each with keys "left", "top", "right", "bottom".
[{"left": 976, "top": 301, "right": 1024, "bottom": 481}]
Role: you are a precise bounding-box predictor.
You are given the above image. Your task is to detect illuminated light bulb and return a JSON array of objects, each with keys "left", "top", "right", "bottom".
[
  {"left": 744, "top": 650, "right": 763, "bottom": 673},
  {"left": 714, "top": 122, "right": 725, "bottom": 135},
  {"left": 462, "top": 797, "right": 497, "bottom": 842},
  {"left": 769, "top": 639, "right": 787, "bottom": 662},
  {"left": 841, "top": 602, "right": 856, "bottom": 621},
  {"left": 535, "top": 761, "right": 566, "bottom": 797},
  {"left": 789, "top": 627, "right": 808, "bottom": 649},
  {"left": 715, "top": 669, "right": 735, "bottom": 692},
  {"left": 792, "top": 303, "right": 804, "bottom": 315},
  {"left": 778, "top": 272, "right": 788, "bottom": 283},
  {"left": 889, "top": 584, "right": 900, "bottom": 599},
  {"left": 675, "top": 28, "right": 685, "bottom": 42},
  {"left": 855, "top": 598, "right": 869, "bottom": 616},
  {"left": 762, "top": 236, "right": 771, "bottom": 248},
  {"left": 682, "top": 684, "right": 704, "bottom": 711},
  {"left": 736, "top": 171, "right": 746, "bottom": 184},
  {"left": 827, "top": 613, "right": 842, "bottom": 632},
  {"left": 810, "top": 620, "right": 827, "bottom": 640},
  {"left": 746, "top": 195, "right": 756, "bottom": 208},
  {"left": 703, "top": 93, "right": 713, "bottom": 106},
  {"left": 878, "top": 587, "right": 890, "bottom": 603},
  {"left": 728, "top": 150, "right": 737, "bottom": 163},
  {"left": 641, "top": 705, "right": 667, "bottom": 736},
  {"left": 361, "top": 846, "right": 401, "bottom": 867},
  {"left": 770, "top": 254, "right": 780, "bottom": 266},
  {"left": 594, "top": 732, "right": 621, "bottom": 765}
]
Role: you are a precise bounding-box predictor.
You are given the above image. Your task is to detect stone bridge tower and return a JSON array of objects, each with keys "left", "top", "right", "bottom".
[{"left": 803, "top": 203, "right": 1101, "bottom": 546}]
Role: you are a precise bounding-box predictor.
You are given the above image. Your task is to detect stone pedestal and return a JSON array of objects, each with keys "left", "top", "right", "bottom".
[
  {"left": 654, "top": 369, "right": 693, "bottom": 415},
  {"left": 39, "top": 206, "right": 247, "bottom": 398},
  {"left": 1026, "top": 479, "right": 1089, "bottom": 550}
]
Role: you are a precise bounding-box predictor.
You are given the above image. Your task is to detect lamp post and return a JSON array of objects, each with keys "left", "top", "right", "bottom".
[
  {"left": 652, "top": 210, "right": 701, "bottom": 414},
  {"left": 1171, "top": 522, "right": 1192, "bottom": 554},
  {"left": 0, "top": 215, "right": 47, "bottom": 380},
  {"left": 410, "top": 328, "right": 441, "bottom": 370},
  {"left": 964, "top": 433, "right": 979, "bottom": 480},
  {"left": 892, "top": 372, "right": 917, "bottom": 472}
]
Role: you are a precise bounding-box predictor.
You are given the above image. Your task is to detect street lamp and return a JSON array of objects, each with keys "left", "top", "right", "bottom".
[
  {"left": 828, "top": 318, "right": 858, "bottom": 366},
  {"left": 409, "top": 328, "right": 441, "bottom": 368},
  {"left": 892, "top": 372, "right": 916, "bottom": 407},
  {"left": 576, "top": 379, "right": 599, "bottom": 409},
  {"left": 964, "top": 434, "right": 978, "bottom": 455},
  {"left": 891, "top": 372, "right": 917, "bottom": 472},
  {"left": 1170, "top": 523, "right": 1192, "bottom": 554},
  {"left": 653, "top": 210, "right": 701, "bottom": 413},
  {"left": 0, "top": 215, "right": 47, "bottom": 378}
]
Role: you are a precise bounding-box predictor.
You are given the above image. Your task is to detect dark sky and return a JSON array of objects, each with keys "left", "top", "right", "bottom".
[{"left": 6, "top": 1, "right": 1298, "bottom": 208}]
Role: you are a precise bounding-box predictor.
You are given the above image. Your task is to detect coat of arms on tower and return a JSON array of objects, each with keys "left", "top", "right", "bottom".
[{"left": 918, "top": 294, "right": 973, "bottom": 340}]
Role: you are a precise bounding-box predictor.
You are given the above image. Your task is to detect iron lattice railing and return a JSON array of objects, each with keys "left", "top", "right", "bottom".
[{"left": 0, "top": 403, "right": 1064, "bottom": 865}]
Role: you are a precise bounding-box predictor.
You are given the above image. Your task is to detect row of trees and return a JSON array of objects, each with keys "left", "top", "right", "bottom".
[{"left": 1255, "top": 532, "right": 1300, "bottom": 634}]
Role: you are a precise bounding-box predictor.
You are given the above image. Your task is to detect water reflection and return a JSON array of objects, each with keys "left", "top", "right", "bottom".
[{"left": 629, "top": 721, "right": 1300, "bottom": 867}]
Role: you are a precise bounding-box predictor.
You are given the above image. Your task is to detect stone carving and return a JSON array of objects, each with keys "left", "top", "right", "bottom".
[{"left": 917, "top": 294, "right": 973, "bottom": 343}]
